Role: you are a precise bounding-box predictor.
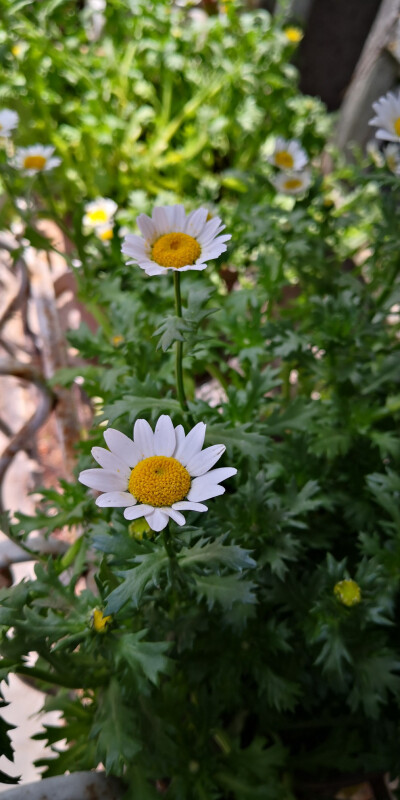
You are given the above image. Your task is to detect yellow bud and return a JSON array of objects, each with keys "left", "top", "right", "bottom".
[
  {"left": 128, "top": 518, "right": 152, "bottom": 540},
  {"left": 111, "top": 334, "right": 124, "bottom": 346},
  {"left": 284, "top": 27, "right": 303, "bottom": 43},
  {"left": 334, "top": 580, "right": 361, "bottom": 607},
  {"left": 92, "top": 608, "right": 112, "bottom": 632}
]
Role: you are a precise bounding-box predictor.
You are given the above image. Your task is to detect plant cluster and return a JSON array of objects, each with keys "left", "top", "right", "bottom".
[{"left": 0, "top": 1, "right": 400, "bottom": 799}]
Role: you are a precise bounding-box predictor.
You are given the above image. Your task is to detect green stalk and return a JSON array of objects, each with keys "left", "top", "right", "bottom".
[{"left": 173, "top": 271, "right": 188, "bottom": 413}]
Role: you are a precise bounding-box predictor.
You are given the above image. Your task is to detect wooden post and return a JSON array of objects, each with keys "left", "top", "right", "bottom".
[{"left": 336, "top": 0, "right": 400, "bottom": 151}]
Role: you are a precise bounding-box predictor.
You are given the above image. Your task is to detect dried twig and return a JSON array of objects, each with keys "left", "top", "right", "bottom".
[{"left": 0, "top": 360, "right": 56, "bottom": 513}]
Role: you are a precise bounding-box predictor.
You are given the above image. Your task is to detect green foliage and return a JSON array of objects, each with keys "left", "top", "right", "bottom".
[{"left": 0, "top": 0, "right": 400, "bottom": 796}]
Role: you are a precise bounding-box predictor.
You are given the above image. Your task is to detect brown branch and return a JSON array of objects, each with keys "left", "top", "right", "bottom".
[
  {"left": 0, "top": 360, "right": 56, "bottom": 513},
  {"left": 0, "top": 257, "right": 29, "bottom": 333}
]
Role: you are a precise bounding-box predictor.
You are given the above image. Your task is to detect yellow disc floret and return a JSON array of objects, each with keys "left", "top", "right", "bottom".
[
  {"left": 284, "top": 178, "right": 303, "bottom": 191},
  {"left": 394, "top": 117, "right": 400, "bottom": 136},
  {"left": 23, "top": 155, "right": 47, "bottom": 170},
  {"left": 88, "top": 209, "right": 108, "bottom": 223},
  {"left": 334, "top": 579, "right": 361, "bottom": 607},
  {"left": 152, "top": 232, "right": 201, "bottom": 269},
  {"left": 275, "top": 150, "right": 294, "bottom": 169},
  {"left": 128, "top": 456, "right": 191, "bottom": 506},
  {"left": 284, "top": 26, "right": 303, "bottom": 43}
]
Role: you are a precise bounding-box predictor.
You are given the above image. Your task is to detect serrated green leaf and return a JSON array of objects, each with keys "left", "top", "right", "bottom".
[
  {"left": 205, "top": 424, "right": 270, "bottom": 459},
  {"left": 92, "top": 679, "right": 141, "bottom": 775},
  {"left": 193, "top": 573, "right": 257, "bottom": 610},
  {"left": 178, "top": 535, "right": 256, "bottom": 571},
  {"left": 104, "top": 550, "right": 169, "bottom": 613},
  {"left": 114, "top": 631, "right": 171, "bottom": 685},
  {"left": 101, "top": 395, "right": 181, "bottom": 424}
]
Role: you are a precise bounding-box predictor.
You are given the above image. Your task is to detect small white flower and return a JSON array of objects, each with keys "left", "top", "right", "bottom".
[
  {"left": 271, "top": 168, "right": 311, "bottom": 196},
  {"left": 384, "top": 143, "right": 400, "bottom": 175},
  {"left": 369, "top": 90, "right": 400, "bottom": 142},
  {"left": 83, "top": 197, "right": 117, "bottom": 230},
  {"left": 79, "top": 414, "right": 237, "bottom": 532},
  {"left": 12, "top": 144, "right": 61, "bottom": 176},
  {"left": 0, "top": 109, "right": 19, "bottom": 138},
  {"left": 269, "top": 137, "right": 308, "bottom": 171},
  {"left": 121, "top": 204, "right": 230, "bottom": 276}
]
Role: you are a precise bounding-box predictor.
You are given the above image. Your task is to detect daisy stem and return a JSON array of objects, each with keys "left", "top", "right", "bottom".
[{"left": 173, "top": 271, "right": 188, "bottom": 413}]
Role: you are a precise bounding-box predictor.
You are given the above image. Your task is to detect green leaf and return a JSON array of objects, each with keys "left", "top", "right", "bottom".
[
  {"left": 114, "top": 631, "right": 171, "bottom": 685},
  {"left": 104, "top": 550, "right": 169, "bottom": 613},
  {"left": 153, "top": 316, "right": 187, "bottom": 351},
  {"left": 92, "top": 679, "right": 141, "bottom": 775},
  {"left": 193, "top": 573, "right": 257, "bottom": 610},
  {"left": 178, "top": 535, "right": 256, "bottom": 571},
  {"left": 101, "top": 395, "right": 181, "bottom": 424},
  {"left": 205, "top": 424, "right": 270, "bottom": 459}
]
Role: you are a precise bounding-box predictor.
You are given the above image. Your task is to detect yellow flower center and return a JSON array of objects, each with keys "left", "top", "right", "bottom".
[
  {"left": 334, "top": 580, "right": 361, "bottom": 607},
  {"left": 92, "top": 609, "right": 112, "bottom": 632},
  {"left": 23, "top": 155, "right": 47, "bottom": 170},
  {"left": 88, "top": 208, "right": 108, "bottom": 223},
  {"left": 98, "top": 227, "right": 113, "bottom": 241},
  {"left": 128, "top": 456, "right": 191, "bottom": 507},
  {"left": 284, "top": 178, "right": 303, "bottom": 190},
  {"left": 275, "top": 150, "right": 294, "bottom": 169},
  {"left": 394, "top": 117, "right": 400, "bottom": 136},
  {"left": 111, "top": 334, "right": 124, "bottom": 346},
  {"left": 152, "top": 232, "right": 201, "bottom": 269},
  {"left": 284, "top": 27, "right": 303, "bottom": 43}
]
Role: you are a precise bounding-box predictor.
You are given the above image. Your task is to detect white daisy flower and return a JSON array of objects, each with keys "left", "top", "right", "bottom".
[
  {"left": 369, "top": 90, "right": 400, "bottom": 142},
  {"left": 12, "top": 144, "right": 61, "bottom": 176},
  {"left": 384, "top": 143, "right": 400, "bottom": 175},
  {"left": 269, "top": 137, "right": 308, "bottom": 171},
  {"left": 79, "top": 414, "right": 237, "bottom": 532},
  {"left": 0, "top": 109, "right": 19, "bottom": 138},
  {"left": 121, "top": 204, "right": 231, "bottom": 276},
  {"left": 83, "top": 197, "right": 117, "bottom": 230},
  {"left": 271, "top": 168, "right": 312, "bottom": 196}
]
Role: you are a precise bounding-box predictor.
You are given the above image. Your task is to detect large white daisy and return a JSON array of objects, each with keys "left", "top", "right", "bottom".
[
  {"left": 369, "top": 90, "right": 400, "bottom": 142},
  {"left": 83, "top": 197, "right": 117, "bottom": 230},
  {"left": 271, "top": 168, "right": 311, "bottom": 196},
  {"left": 12, "top": 144, "right": 61, "bottom": 176},
  {"left": 269, "top": 137, "right": 308, "bottom": 171},
  {"left": 79, "top": 415, "right": 237, "bottom": 532},
  {"left": 0, "top": 109, "right": 19, "bottom": 138},
  {"left": 121, "top": 205, "right": 231, "bottom": 276}
]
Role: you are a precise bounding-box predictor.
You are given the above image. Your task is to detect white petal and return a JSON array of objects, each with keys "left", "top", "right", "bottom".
[
  {"left": 175, "top": 422, "right": 206, "bottom": 465},
  {"left": 164, "top": 508, "right": 186, "bottom": 526},
  {"left": 146, "top": 508, "right": 169, "bottom": 531},
  {"left": 79, "top": 469, "right": 127, "bottom": 492},
  {"left": 154, "top": 415, "right": 176, "bottom": 456},
  {"left": 136, "top": 214, "right": 156, "bottom": 241},
  {"left": 185, "top": 444, "right": 226, "bottom": 476},
  {"left": 185, "top": 207, "right": 208, "bottom": 237},
  {"left": 174, "top": 424, "right": 185, "bottom": 454},
  {"left": 103, "top": 429, "right": 140, "bottom": 467},
  {"left": 165, "top": 204, "right": 186, "bottom": 232},
  {"left": 197, "top": 466, "right": 237, "bottom": 484},
  {"left": 124, "top": 504, "right": 154, "bottom": 520},
  {"left": 133, "top": 419, "right": 155, "bottom": 458},
  {"left": 375, "top": 129, "right": 399, "bottom": 142},
  {"left": 152, "top": 207, "right": 169, "bottom": 237},
  {"left": 91, "top": 447, "right": 131, "bottom": 479},
  {"left": 187, "top": 482, "right": 226, "bottom": 502},
  {"left": 172, "top": 501, "right": 208, "bottom": 512},
  {"left": 96, "top": 491, "right": 136, "bottom": 507},
  {"left": 178, "top": 263, "right": 208, "bottom": 272}
]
